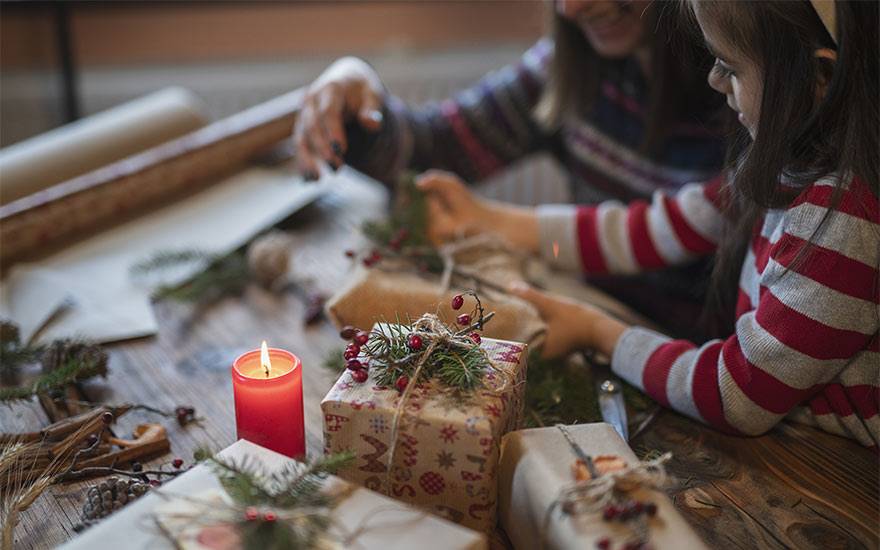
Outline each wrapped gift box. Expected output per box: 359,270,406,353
60,439,487,550
498,423,707,550
321,328,528,532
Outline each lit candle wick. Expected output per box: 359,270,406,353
260,340,272,378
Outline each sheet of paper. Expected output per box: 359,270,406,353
0,166,330,344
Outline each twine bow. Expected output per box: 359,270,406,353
540,425,672,548
383,312,515,495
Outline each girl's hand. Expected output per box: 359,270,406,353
293,57,385,180
508,281,628,359
416,170,539,251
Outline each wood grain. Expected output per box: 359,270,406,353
3,171,877,549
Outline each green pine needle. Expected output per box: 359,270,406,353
0,355,105,402
132,248,250,304
207,450,354,549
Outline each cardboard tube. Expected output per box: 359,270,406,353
0,87,208,205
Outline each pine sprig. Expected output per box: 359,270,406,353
132,248,249,304
356,293,492,391
206,451,355,550
0,355,106,402
361,173,444,272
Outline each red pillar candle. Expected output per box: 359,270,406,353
232,341,305,458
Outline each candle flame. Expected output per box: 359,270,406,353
261,340,271,377
552,241,560,260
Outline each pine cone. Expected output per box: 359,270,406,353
40,340,108,378
247,230,294,290
77,477,150,529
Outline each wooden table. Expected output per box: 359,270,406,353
3,171,877,549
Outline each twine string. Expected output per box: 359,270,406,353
381,313,515,496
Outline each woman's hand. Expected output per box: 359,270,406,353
293,57,385,180
508,281,628,359
416,170,539,251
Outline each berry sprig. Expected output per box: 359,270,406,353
336,291,494,391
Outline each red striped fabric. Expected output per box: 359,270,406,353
662,195,717,254
627,201,667,269
642,340,694,407
755,290,871,360
690,342,740,434
575,207,609,273
771,233,878,303
720,336,819,414
790,177,879,223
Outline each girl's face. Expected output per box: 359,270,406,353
695,11,763,138
556,0,652,58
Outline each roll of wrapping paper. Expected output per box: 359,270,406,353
0,88,304,266
0,87,208,206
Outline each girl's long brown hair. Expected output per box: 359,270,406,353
536,2,721,159
691,0,879,332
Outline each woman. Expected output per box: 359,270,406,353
293,1,726,335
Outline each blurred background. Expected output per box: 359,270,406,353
1,0,569,203
1,1,545,145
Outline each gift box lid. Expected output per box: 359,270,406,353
60,439,487,550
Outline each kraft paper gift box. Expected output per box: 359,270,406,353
61,439,486,550
498,423,707,550
321,326,528,533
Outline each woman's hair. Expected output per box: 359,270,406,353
691,0,879,332
535,3,721,159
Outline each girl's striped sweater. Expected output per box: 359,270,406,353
539,175,880,449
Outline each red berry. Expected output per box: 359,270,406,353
344,249,356,258
644,502,657,517
340,326,358,340
407,334,423,351
395,375,410,393
149,480,162,488
632,501,644,515
343,349,357,361
354,331,369,346
596,538,611,550
469,332,481,344
362,257,376,267
85,434,98,447
346,359,363,371
262,511,277,522
172,458,184,469
451,294,464,310
245,507,259,521
456,313,471,326
602,505,618,521
351,368,369,383
101,412,114,424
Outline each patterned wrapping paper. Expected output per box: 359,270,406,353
321,330,528,533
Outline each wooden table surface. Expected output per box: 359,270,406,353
3,170,878,549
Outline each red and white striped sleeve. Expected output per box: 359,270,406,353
536,176,725,274
609,178,880,445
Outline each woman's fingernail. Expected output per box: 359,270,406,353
367,110,383,124
331,141,343,157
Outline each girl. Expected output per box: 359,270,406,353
418,0,879,448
